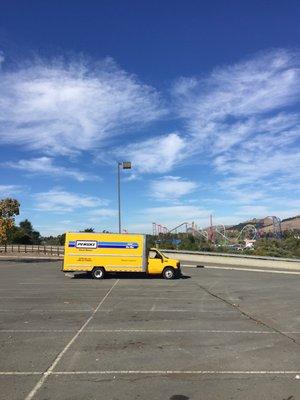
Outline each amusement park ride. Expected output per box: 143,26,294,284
152,215,282,245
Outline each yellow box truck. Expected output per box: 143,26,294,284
63,232,181,279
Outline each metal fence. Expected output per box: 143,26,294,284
0,244,64,256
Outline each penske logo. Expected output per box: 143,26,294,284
75,240,97,249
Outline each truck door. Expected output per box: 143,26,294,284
148,249,164,274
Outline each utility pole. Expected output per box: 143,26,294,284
117,161,131,233
117,162,121,234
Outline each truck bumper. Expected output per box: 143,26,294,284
175,265,182,277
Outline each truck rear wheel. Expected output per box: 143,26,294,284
92,267,105,279
162,267,175,280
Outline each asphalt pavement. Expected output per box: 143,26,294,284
0,260,299,400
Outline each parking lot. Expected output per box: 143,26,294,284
0,260,299,400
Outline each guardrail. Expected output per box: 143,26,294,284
160,249,300,263
0,244,64,256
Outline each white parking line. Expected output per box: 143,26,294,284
0,296,107,299
79,329,300,334
105,296,200,300
119,289,193,292
52,370,300,375
0,372,42,375
0,330,76,333
0,309,95,312
2,308,234,313
1,370,300,376
181,264,202,267
184,265,300,275
0,287,192,293
0,307,274,314
1,329,299,334
24,279,119,400
16,283,117,287
138,309,235,313
0,294,199,302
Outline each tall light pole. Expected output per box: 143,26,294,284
117,161,131,233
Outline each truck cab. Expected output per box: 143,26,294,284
148,248,181,279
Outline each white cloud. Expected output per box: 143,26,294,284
215,150,300,201
144,205,209,222
0,56,164,155
173,49,300,203
236,205,270,217
4,157,99,182
150,176,197,200
269,209,300,220
174,49,300,137
88,209,117,218
234,205,300,222
173,49,300,161
0,185,22,196
34,189,108,213
114,132,187,173
125,222,153,233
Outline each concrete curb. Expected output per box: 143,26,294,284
0,255,62,262
161,249,300,263
162,250,300,271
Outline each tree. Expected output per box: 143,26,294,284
81,228,95,232
41,233,65,246
58,233,66,246
11,218,41,245
19,219,34,235
0,198,20,244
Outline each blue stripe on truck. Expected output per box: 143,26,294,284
98,242,138,249
68,241,138,249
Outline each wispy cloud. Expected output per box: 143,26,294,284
174,49,300,142
0,56,164,155
215,151,300,186
0,184,22,196
114,132,187,173
150,176,197,200
144,205,209,223
235,205,271,217
88,208,117,218
173,49,300,204
34,188,109,213
4,157,99,182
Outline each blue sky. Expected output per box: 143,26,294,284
0,0,300,235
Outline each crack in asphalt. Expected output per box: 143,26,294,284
194,282,299,346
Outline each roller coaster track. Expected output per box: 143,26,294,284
152,216,282,244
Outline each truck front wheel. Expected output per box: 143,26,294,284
162,267,175,280
92,267,105,279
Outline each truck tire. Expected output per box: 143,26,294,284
162,267,175,280
92,267,105,279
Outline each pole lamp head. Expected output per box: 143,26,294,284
122,161,132,169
